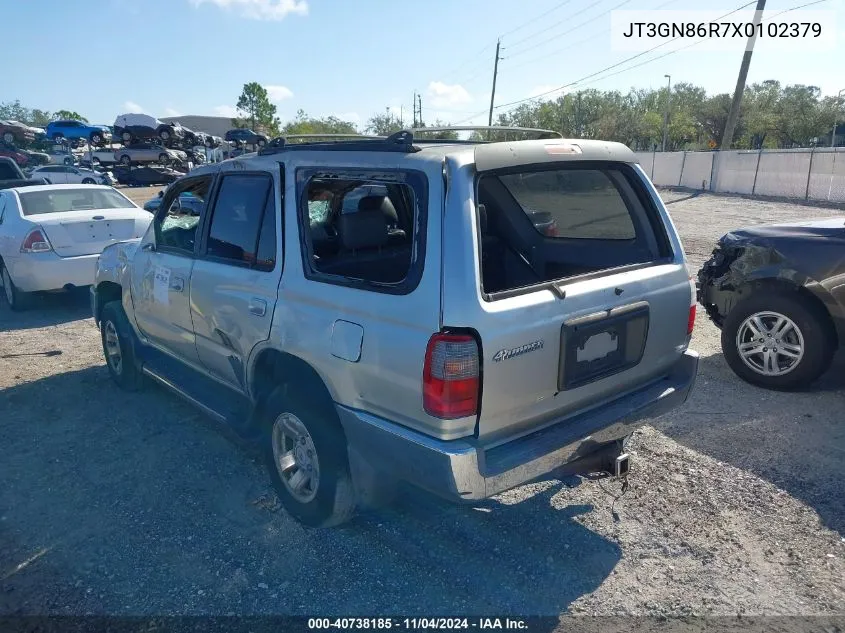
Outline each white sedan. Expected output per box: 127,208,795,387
30,165,111,185
0,185,152,310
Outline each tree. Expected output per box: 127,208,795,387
235,82,280,136
52,110,88,122
282,109,358,135
365,110,404,136
414,119,459,140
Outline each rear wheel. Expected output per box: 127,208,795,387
100,300,143,391
262,386,356,527
721,292,835,390
158,153,170,165
0,261,32,311
82,177,95,184
120,155,131,166
90,132,102,145
2,132,13,144
159,128,171,142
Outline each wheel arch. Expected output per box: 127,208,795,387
249,347,338,407
94,280,122,323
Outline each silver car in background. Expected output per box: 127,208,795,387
114,143,187,167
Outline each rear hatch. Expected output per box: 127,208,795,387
443,142,694,445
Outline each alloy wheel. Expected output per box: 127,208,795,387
736,311,805,376
271,412,321,503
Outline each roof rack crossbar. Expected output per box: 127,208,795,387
410,125,562,138
257,130,418,156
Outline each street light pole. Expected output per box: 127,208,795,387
832,88,845,148
662,74,671,152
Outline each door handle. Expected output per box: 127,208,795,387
248,298,267,316
170,276,185,292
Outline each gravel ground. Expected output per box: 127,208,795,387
0,191,843,618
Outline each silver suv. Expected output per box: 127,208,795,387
91,128,699,527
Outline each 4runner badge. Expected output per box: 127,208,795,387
493,340,544,363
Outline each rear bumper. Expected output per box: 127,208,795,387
6,252,99,292
337,349,699,502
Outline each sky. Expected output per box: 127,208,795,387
4,0,844,130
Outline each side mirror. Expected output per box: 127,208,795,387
158,190,164,198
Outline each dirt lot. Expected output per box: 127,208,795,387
0,191,843,618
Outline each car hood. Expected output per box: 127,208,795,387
721,218,845,245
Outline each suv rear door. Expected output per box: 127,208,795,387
441,145,694,444
189,167,282,388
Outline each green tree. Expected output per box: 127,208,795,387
413,119,459,140
282,109,358,135
0,100,31,122
365,110,404,136
52,110,88,122
235,82,280,136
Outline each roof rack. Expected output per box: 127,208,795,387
410,126,562,140
257,130,418,155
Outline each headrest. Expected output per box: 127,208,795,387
358,195,398,224
339,210,388,250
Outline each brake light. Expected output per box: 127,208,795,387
687,276,696,335
423,333,480,419
20,228,52,253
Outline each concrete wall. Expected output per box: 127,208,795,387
637,147,845,203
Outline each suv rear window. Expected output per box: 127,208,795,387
476,163,668,296
498,169,636,240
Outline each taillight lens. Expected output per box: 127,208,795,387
20,228,52,253
687,276,696,335
423,333,480,419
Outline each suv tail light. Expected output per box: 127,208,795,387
687,276,696,335
20,227,52,253
423,333,480,419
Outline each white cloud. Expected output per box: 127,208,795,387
426,81,472,108
123,101,144,113
214,105,240,118
265,85,293,102
163,107,183,117
188,0,308,21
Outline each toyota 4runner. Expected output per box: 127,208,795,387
91,128,699,527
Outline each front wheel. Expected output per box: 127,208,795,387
158,153,170,165
100,300,144,391
256,138,266,148
721,292,835,390
82,177,95,184
90,132,102,145
1,261,32,311
159,129,171,141
262,386,357,527
120,155,131,166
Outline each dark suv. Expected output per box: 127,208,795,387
225,128,267,147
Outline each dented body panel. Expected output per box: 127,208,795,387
697,218,845,343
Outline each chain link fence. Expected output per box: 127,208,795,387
634,148,845,203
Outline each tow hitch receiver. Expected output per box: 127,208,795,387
614,453,630,478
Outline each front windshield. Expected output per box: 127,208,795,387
19,188,135,215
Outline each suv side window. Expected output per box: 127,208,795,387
204,173,275,270
298,169,427,293
154,176,212,255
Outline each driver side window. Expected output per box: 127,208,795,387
154,176,212,256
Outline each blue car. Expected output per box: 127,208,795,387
143,190,204,213
45,120,112,147
224,128,267,146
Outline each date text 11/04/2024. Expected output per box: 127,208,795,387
308,618,529,630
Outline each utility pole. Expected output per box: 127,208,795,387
487,38,502,130
832,88,844,148
662,74,671,152
412,92,417,127
721,0,766,150
418,93,422,127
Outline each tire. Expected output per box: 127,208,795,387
158,153,170,165
52,133,64,144
63,156,72,165
90,132,102,146
1,261,32,311
120,154,131,166
159,128,171,141
82,178,95,184
122,132,132,143
261,385,357,527
100,300,144,391
256,138,266,148
721,291,835,390
2,132,13,144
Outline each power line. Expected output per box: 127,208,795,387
503,0,681,72
493,0,759,111
504,0,607,50
506,0,633,60
499,0,577,38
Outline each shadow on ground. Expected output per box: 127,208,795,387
0,366,620,619
656,349,845,535
0,289,91,331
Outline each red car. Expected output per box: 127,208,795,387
0,142,28,167
0,120,36,145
